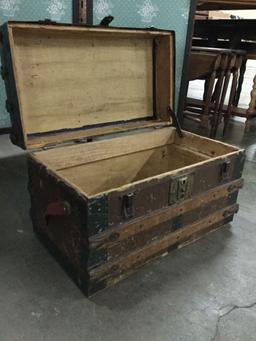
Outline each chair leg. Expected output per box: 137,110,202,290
223,56,242,136
223,71,238,136
234,57,247,107
210,54,231,139
201,76,214,128
210,72,225,138
217,55,236,136
218,63,232,125
201,55,222,130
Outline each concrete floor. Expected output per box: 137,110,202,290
0,120,256,341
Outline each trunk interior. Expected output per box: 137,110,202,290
34,127,239,197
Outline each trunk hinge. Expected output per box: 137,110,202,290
167,106,183,138
32,137,94,153
38,19,57,25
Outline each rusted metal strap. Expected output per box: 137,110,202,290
90,203,238,282
90,178,243,245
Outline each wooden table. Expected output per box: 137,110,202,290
193,19,256,121
194,19,256,46
197,1,256,11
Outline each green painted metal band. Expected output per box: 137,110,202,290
87,195,108,236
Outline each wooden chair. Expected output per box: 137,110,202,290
184,50,222,128
185,47,246,138
211,50,246,136
210,52,236,137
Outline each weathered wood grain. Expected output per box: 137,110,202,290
88,194,239,268
27,121,171,149
8,23,172,36
59,144,208,196
89,179,243,248
156,35,174,120
35,128,239,172
5,23,174,149
89,204,238,286
34,128,176,170
13,30,154,133
2,22,245,298
175,129,237,157
33,128,241,198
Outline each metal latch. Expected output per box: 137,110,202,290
220,160,231,182
122,192,135,220
169,174,194,205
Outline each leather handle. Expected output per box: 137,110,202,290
45,201,71,218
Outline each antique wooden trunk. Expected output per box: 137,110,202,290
0,22,245,296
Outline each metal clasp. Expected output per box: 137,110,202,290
169,174,194,205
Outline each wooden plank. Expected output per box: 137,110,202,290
8,23,172,36
197,1,256,10
34,128,176,170
175,130,238,157
27,121,171,149
11,28,154,134
35,127,238,171
7,26,28,147
59,144,209,196
89,204,238,283
36,130,241,198
88,195,236,267
106,150,245,227
156,35,174,119
6,23,174,149
90,178,243,247
87,181,242,267
59,150,242,199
